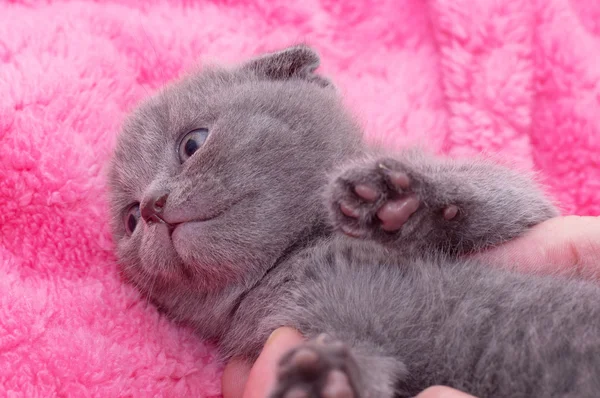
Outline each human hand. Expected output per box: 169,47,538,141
222,327,304,398
222,216,600,398
477,215,600,279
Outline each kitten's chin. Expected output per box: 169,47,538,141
135,223,192,283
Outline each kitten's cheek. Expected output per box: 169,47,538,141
171,222,231,271
170,222,201,257
170,220,246,289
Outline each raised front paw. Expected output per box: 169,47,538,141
270,335,362,398
329,158,459,239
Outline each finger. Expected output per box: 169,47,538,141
478,216,600,280
222,358,253,398
243,327,304,398
416,386,477,398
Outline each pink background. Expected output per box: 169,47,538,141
1,0,599,396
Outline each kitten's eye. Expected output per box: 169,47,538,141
124,204,141,236
178,128,209,163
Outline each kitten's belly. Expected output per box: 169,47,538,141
279,249,600,395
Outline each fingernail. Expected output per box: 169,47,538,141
265,328,284,347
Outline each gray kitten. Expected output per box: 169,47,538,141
107,45,600,398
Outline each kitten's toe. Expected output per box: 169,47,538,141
443,204,459,220
322,370,354,398
353,184,380,202
379,166,411,190
287,348,320,371
285,388,310,398
339,201,361,219
377,195,420,232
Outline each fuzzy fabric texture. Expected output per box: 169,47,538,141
1,0,599,396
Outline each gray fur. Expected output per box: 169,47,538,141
107,45,600,397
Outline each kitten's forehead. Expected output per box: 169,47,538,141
126,68,233,140
111,68,235,173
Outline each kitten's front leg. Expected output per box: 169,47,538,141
327,150,558,255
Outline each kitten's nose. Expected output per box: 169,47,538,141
141,192,169,224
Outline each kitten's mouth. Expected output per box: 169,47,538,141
144,214,181,235
148,205,226,236
148,194,252,236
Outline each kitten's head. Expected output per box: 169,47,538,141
107,45,362,294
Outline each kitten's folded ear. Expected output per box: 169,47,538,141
242,45,332,88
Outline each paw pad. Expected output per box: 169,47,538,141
270,335,360,398
330,159,460,239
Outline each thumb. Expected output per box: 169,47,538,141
416,386,477,397
243,327,304,398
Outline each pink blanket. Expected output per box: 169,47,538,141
1,0,599,396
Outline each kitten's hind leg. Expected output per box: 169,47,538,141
327,149,558,255
269,334,402,398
